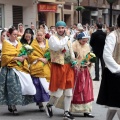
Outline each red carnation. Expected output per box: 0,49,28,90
45,33,50,39
62,47,66,53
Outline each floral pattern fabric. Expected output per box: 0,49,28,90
0,67,34,105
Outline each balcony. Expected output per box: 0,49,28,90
39,0,56,2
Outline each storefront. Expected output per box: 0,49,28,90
37,3,57,27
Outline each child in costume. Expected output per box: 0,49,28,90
71,32,94,118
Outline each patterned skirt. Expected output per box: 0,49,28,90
0,67,34,105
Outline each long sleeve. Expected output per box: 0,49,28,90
90,33,95,47
48,35,69,51
103,32,120,73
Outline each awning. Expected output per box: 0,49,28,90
38,4,57,12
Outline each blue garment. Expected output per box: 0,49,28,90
32,77,50,103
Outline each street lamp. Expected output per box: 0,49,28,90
106,0,117,27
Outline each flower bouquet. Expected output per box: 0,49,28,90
81,52,96,66
42,50,51,66
17,36,22,41
17,44,34,66
44,50,51,61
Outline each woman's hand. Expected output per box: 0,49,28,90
17,56,25,62
22,55,28,59
85,61,91,66
38,58,48,64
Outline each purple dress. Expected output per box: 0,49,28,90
32,77,50,103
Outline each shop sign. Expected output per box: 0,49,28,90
38,4,57,12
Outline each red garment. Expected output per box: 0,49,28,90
72,68,94,104
49,63,74,92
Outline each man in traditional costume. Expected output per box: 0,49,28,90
97,14,120,120
45,21,75,120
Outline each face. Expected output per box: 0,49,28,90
19,25,23,30
36,31,45,42
31,25,35,30
1,32,6,41
39,25,44,30
9,30,18,40
24,33,32,41
73,25,77,29
56,26,65,36
79,38,88,45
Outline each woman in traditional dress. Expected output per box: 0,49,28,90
0,29,6,67
71,32,94,117
0,27,36,115
20,28,34,45
28,30,50,111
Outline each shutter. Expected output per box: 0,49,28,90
13,6,23,29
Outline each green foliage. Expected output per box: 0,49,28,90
44,50,51,60
106,0,117,4
76,6,85,12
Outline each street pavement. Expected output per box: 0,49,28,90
0,65,119,120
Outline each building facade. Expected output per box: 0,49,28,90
36,0,77,28
80,0,120,26
0,0,120,29
0,0,37,29
37,0,66,28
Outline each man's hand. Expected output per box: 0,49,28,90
65,29,70,36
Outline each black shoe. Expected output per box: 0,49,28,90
39,105,45,112
45,103,53,117
63,111,75,120
84,113,94,118
93,78,99,81
8,105,13,112
12,105,18,115
12,109,19,115
37,102,45,112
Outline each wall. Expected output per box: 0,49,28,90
0,0,36,28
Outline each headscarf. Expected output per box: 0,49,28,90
56,21,66,27
77,32,90,40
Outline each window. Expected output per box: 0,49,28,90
13,6,23,29
0,4,4,28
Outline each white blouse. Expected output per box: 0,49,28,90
48,35,69,51
103,31,120,73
